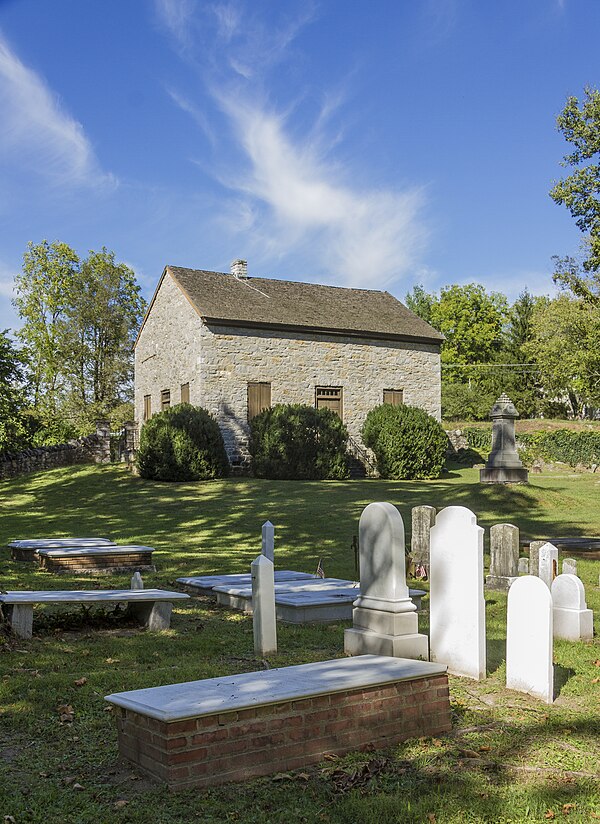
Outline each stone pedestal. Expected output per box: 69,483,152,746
480,394,528,484
344,502,428,661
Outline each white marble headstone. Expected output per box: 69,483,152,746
251,555,277,656
506,575,553,704
261,521,275,564
538,542,559,589
429,506,486,680
551,573,593,641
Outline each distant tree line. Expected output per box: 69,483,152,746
0,240,146,453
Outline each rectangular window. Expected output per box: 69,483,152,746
315,386,343,419
383,389,404,406
161,389,171,410
143,394,152,421
248,382,272,421
180,382,190,404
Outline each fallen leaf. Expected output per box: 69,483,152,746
113,800,128,810
479,746,492,752
4,816,16,823
272,773,294,781
427,815,437,823
593,660,600,667
72,783,84,791
104,658,120,664
545,811,555,820
296,772,310,781
73,677,87,687
561,803,576,815
322,753,338,761
57,704,74,724
458,749,481,759
592,678,600,684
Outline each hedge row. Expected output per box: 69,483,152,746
460,426,600,468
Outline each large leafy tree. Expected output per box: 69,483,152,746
550,87,600,273
0,330,29,452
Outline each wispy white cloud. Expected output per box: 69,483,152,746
0,31,116,190
159,1,429,288
154,0,196,51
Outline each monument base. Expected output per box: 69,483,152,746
480,467,529,484
485,575,518,591
344,627,429,660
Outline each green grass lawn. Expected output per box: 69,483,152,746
0,464,599,823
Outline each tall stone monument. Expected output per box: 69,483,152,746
480,393,528,484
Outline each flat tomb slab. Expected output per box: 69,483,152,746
0,589,188,605
213,578,426,623
105,655,451,790
37,546,155,557
9,538,113,548
176,570,316,596
36,546,156,574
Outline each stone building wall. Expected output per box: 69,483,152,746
135,271,442,468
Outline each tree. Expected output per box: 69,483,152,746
13,240,79,409
551,242,600,306
550,86,600,273
404,284,437,324
0,330,29,452
64,248,146,426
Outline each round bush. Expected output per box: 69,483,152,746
137,403,229,481
250,404,350,480
362,404,448,480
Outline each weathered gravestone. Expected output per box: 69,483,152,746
251,555,277,656
130,572,144,590
562,558,577,577
538,542,559,589
261,521,275,564
485,523,519,590
479,394,528,484
517,557,529,575
429,506,486,680
551,574,594,641
506,575,553,703
344,503,428,660
528,540,547,577
411,505,436,572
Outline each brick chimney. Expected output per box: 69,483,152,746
230,259,248,278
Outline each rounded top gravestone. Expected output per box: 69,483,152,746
551,573,587,611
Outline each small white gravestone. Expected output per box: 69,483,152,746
517,557,529,575
344,502,428,660
551,574,594,641
485,523,519,590
130,572,144,590
506,575,553,703
562,558,577,577
429,506,486,680
411,505,436,570
251,555,277,656
538,542,559,589
261,521,275,564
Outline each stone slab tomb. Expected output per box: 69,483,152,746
344,502,428,660
551,574,594,641
429,506,486,680
105,655,451,791
176,571,316,596
36,545,156,574
485,523,519,590
506,576,553,703
9,538,114,562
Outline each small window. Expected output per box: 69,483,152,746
248,382,271,421
180,382,190,404
315,386,343,419
143,394,152,421
161,389,171,410
383,389,403,406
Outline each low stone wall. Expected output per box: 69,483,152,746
0,434,101,481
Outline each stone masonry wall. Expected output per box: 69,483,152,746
0,434,101,480
135,271,442,467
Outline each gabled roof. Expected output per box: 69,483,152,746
137,266,444,346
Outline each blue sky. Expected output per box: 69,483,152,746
0,0,598,330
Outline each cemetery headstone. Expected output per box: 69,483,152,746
411,505,436,572
538,542,559,589
261,521,275,564
130,572,144,590
479,394,528,484
344,502,428,660
551,574,594,641
528,540,546,577
251,555,277,656
518,557,529,575
429,506,486,680
562,558,577,577
485,523,519,590
506,575,553,703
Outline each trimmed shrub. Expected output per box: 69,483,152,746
362,404,447,480
250,404,350,480
137,403,229,481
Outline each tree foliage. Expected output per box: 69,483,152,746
550,86,600,273
0,330,30,453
